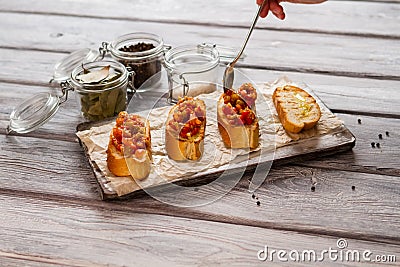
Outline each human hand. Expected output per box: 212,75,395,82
257,0,327,20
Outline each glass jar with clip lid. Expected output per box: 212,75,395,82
7,49,134,134
164,43,245,104
99,32,171,92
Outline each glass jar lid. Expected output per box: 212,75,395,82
7,92,60,134
7,48,102,134
52,48,99,82
108,32,165,61
210,44,247,63
164,44,220,74
69,60,129,93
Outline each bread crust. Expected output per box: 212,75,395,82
217,96,259,149
272,85,321,134
165,98,206,161
106,114,151,180
106,138,130,176
165,129,204,161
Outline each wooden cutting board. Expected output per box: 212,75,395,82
76,91,355,200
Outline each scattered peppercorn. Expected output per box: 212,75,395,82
371,142,375,148
252,194,255,199
352,185,355,190
311,186,315,192
376,143,380,148
378,134,383,139
386,131,390,137
357,119,361,124
256,201,261,206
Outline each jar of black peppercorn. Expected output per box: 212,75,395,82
100,32,170,92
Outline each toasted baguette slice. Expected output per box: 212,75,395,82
165,97,206,161
217,95,259,149
273,85,321,134
107,137,130,176
107,112,152,180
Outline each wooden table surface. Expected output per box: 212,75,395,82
1,0,399,266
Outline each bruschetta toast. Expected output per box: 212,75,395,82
165,96,206,161
107,111,152,179
217,83,259,149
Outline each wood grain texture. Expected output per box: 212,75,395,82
106,166,400,244
1,79,399,176
0,13,399,80
241,69,400,118
1,63,400,120
0,135,99,197
0,82,86,142
298,113,400,174
1,133,400,243
0,252,97,267
0,0,399,38
0,194,399,267
0,0,399,265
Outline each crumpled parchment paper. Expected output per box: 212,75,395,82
76,77,343,196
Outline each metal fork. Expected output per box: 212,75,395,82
222,0,268,92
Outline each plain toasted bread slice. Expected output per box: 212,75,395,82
273,85,321,134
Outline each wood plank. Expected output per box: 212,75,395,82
0,0,399,38
1,81,399,175
298,113,400,174
0,83,86,142
1,134,400,242
0,2,398,264
0,135,99,198
0,194,399,266
0,253,94,267
0,13,399,79
241,69,400,118
1,69,399,145
0,257,67,267
108,167,400,244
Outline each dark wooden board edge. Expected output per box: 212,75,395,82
77,122,356,200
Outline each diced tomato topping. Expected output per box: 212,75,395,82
225,89,233,96
170,97,205,140
192,127,199,136
180,126,190,138
221,86,256,126
240,110,250,120
113,128,122,143
112,112,148,155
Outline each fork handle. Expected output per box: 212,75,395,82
230,0,268,67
